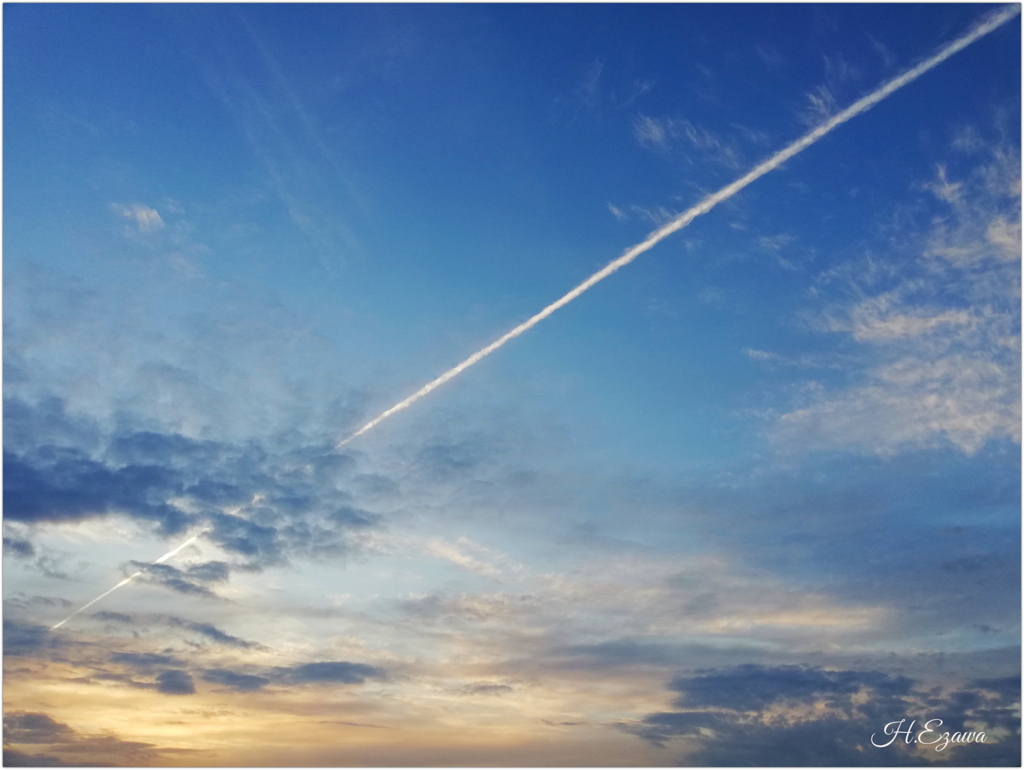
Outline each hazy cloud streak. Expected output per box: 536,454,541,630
337,4,1019,448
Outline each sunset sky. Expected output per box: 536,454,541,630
3,4,1020,766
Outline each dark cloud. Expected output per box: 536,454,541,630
668,664,913,712
3,713,77,744
4,595,73,612
3,619,61,658
124,562,219,598
624,664,1021,766
185,560,231,583
164,616,260,649
155,669,195,695
456,683,513,696
3,397,102,458
971,675,1020,701
275,661,387,685
3,449,193,535
32,554,73,581
206,512,284,565
2,709,199,766
188,661,387,692
3,537,35,557
87,611,263,649
109,652,186,669
2,397,386,570
3,748,96,767
91,611,133,624
201,668,271,692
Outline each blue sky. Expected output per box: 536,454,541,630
3,4,1020,766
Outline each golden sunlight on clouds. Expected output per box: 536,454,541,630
4,657,677,767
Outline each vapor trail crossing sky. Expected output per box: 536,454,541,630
50,530,208,630
336,3,1020,448
48,1,1018,637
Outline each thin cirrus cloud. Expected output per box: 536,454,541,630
767,143,1021,455
111,203,164,233
633,114,745,169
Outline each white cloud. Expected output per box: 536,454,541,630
799,85,839,128
633,114,669,151
757,234,794,252
111,203,164,233
422,537,502,578
632,115,743,169
775,354,1019,455
766,141,1021,455
628,204,677,227
606,203,626,221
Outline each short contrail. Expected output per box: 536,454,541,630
337,5,1019,448
50,530,209,631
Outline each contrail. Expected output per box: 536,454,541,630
337,5,1019,448
50,529,209,631
50,6,1020,631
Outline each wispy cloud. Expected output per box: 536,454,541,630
633,114,744,169
188,18,367,277
767,140,1021,455
111,203,164,234
799,84,840,128
422,537,502,578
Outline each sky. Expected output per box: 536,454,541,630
2,3,1021,767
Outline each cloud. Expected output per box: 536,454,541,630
94,611,263,649
668,664,912,712
3,748,93,767
2,711,199,766
276,661,387,685
421,538,502,578
192,31,366,276
765,140,1021,455
109,651,187,669
623,665,1021,765
398,591,537,624
91,611,133,624
4,537,35,557
3,396,385,569
197,660,387,691
3,713,76,745
3,619,63,657
111,203,164,233
633,114,669,151
155,669,196,695
164,615,262,649
454,682,513,696
201,668,271,692
632,114,743,168
3,447,194,535
800,85,841,128
120,560,231,598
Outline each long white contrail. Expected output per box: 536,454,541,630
49,7,1020,631
50,530,209,631
337,5,1019,448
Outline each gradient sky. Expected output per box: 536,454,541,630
3,3,1021,767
